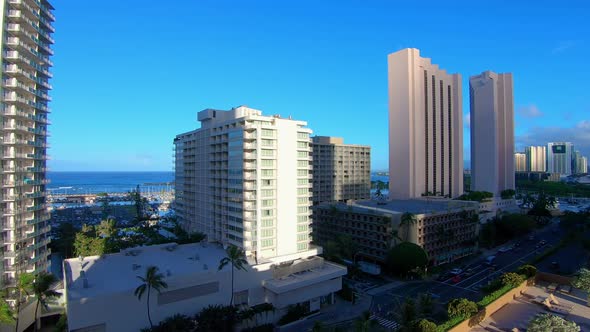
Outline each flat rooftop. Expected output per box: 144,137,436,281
318,199,477,215
64,242,228,300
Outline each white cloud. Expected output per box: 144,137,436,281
517,105,543,118
516,120,590,157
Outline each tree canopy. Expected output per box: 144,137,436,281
527,313,580,332
386,242,428,275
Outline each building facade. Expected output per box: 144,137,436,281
313,199,478,266
525,146,546,172
547,142,574,175
470,71,515,196
311,136,371,205
388,48,463,199
0,0,54,289
573,151,588,175
514,153,526,172
174,106,314,262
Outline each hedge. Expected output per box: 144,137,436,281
477,284,513,307
436,316,465,332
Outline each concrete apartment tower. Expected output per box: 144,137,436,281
573,150,588,174
388,48,463,199
525,146,547,172
469,71,515,196
547,142,574,175
514,152,526,172
174,106,314,261
311,136,371,205
0,0,54,288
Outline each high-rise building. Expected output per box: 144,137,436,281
0,0,54,288
573,151,588,174
174,106,314,261
311,136,371,205
388,48,463,199
547,142,574,175
514,153,527,172
469,71,515,196
525,146,547,172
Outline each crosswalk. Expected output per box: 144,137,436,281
370,314,400,331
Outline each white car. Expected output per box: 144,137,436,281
450,268,463,275
498,247,511,253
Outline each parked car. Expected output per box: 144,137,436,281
450,268,463,275
451,275,461,284
498,247,511,253
463,268,474,277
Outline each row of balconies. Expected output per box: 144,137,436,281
7,0,55,40
1,178,49,186
3,63,52,91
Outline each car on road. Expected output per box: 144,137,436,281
498,246,511,253
485,255,496,266
449,268,463,275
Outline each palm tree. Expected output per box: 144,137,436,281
400,213,417,241
32,272,59,332
14,272,34,332
218,245,248,306
134,266,168,328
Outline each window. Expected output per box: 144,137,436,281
297,132,309,139
261,219,274,227
297,215,308,222
261,169,274,177
297,160,308,167
261,139,275,147
297,179,308,185
297,243,308,250
261,229,274,237
262,199,274,207
261,129,275,137
261,179,274,187
262,209,274,217
297,169,308,176
297,224,308,232
262,239,274,248
297,188,309,195
261,189,274,197
297,206,308,213
297,151,308,158
297,141,308,148
297,197,308,204
297,233,308,241
261,159,275,167
261,149,274,157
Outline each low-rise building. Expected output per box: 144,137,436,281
313,199,479,266
63,242,346,332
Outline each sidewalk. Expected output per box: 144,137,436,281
278,294,372,332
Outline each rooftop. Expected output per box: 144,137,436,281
64,242,228,300
472,282,590,331
351,198,477,215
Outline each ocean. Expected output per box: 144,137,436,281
47,171,174,194
47,171,388,195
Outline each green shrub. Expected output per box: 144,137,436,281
447,298,478,319
415,319,437,332
436,316,466,332
500,272,525,288
477,284,513,307
517,265,537,278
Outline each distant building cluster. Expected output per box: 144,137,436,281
515,143,587,177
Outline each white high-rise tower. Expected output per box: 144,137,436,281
388,48,463,199
470,71,515,196
174,106,314,261
0,0,54,288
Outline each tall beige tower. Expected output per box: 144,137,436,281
525,146,547,172
388,48,463,199
470,71,515,196
0,0,54,288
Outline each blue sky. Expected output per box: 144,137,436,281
48,0,590,171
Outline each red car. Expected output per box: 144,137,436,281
452,275,461,284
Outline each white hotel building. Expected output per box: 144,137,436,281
64,106,346,331
388,48,463,199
